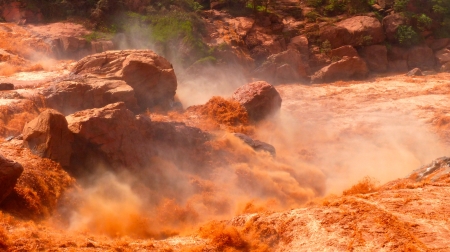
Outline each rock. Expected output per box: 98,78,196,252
429,38,450,51
441,62,450,72
232,81,282,121
0,154,23,204
1,1,42,23
435,47,450,65
287,35,309,60
60,36,87,57
72,50,178,111
405,68,423,76
254,49,309,83
330,45,358,59
382,14,407,42
388,60,408,73
91,41,114,54
40,77,138,115
388,46,408,61
0,83,14,91
66,102,142,172
311,56,369,83
409,157,450,182
407,46,435,70
66,102,210,174
233,133,276,156
22,109,73,167
320,16,385,48
359,45,388,72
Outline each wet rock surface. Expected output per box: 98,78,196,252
22,109,73,167
232,81,282,121
311,56,369,83
0,154,23,204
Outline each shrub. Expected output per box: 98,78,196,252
396,25,419,47
416,13,432,30
305,11,320,22
320,40,332,54
393,0,410,12
343,176,379,195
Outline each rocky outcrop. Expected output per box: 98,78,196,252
254,49,309,83
0,154,23,204
233,133,276,156
382,14,407,42
22,109,73,167
311,56,369,83
359,45,388,72
320,16,385,48
40,77,138,115
407,46,435,70
72,50,178,111
232,81,282,121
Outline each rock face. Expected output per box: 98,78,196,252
359,45,388,72
382,14,407,42
72,50,178,111
254,49,309,83
320,16,385,48
66,102,210,174
407,46,435,70
233,133,276,156
0,154,23,204
311,56,369,83
232,81,282,121
22,109,73,167
40,77,138,115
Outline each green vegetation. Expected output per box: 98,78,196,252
396,25,419,47
307,0,374,16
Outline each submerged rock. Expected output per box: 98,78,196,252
0,154,23,204
233,133,276,156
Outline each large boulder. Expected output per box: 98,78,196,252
72,50,178,111
407,46,435,70
382,14,407,42
232,81,282,121
435,47,450,66
66,102,210,174
0,154,23,204
320,16,385,48
253,49,309,83
22,109,73,167
429,38,450,51
40,77,138,115
359,45,388,72
311,56,369,83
